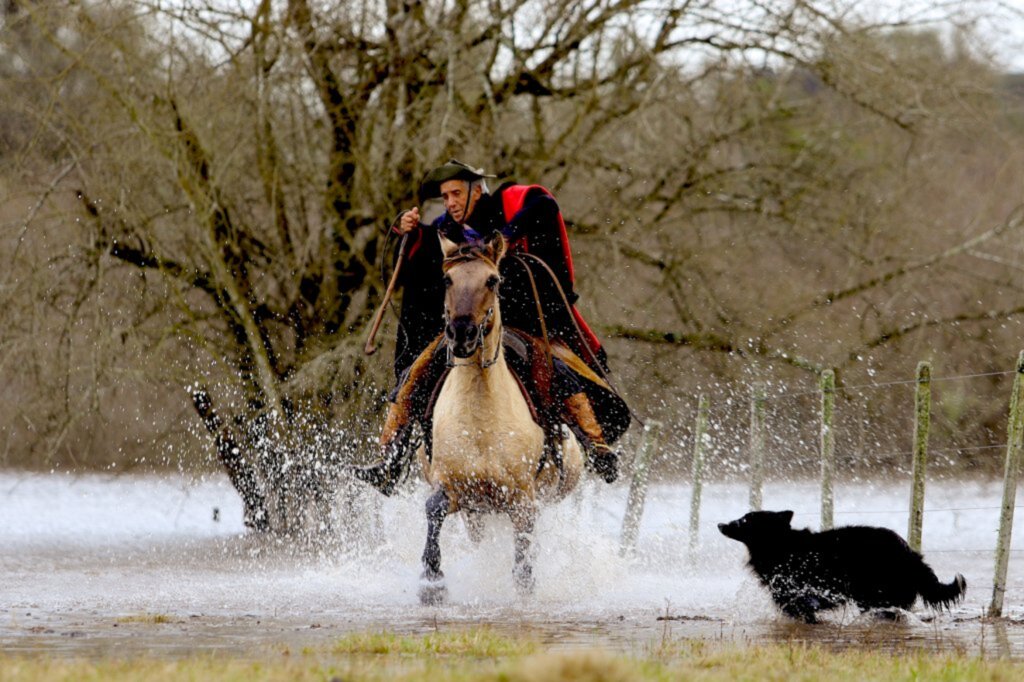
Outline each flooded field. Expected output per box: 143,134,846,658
2,471,1023,659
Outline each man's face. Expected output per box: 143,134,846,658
440,179,482,224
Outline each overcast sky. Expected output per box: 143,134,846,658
869,0,1024,72
152,0,1024,72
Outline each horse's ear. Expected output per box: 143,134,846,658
484,232,507,263
439,234,460,259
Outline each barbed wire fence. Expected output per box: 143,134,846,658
619,351,1024,618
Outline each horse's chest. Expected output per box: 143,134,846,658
430,370,543,474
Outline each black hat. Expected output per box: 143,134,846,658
418,159,495,202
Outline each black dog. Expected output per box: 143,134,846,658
718,510,966,623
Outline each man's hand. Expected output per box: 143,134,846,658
394,207,420,234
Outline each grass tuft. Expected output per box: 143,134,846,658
333,627,537,657
114,613,173,624
506,651,638,682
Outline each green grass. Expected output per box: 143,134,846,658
332,626,538,656
114,613,173,624
3,631,1024,681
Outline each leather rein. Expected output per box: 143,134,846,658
509,251,644,428
441,243,642,428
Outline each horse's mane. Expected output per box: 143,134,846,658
441,240,501,271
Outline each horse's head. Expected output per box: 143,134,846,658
440,232,506,359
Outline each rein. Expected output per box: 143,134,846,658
510,254,554,374
440,243,643,428
510,251,644,427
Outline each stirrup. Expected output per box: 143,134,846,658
351,460,402,496
589,443,619,484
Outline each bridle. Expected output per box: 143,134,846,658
442,303,501,366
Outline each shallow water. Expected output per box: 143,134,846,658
2,471,1023,659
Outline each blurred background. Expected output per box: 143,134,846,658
2,0,1024,531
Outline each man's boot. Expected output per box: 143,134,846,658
351,404,415,496
351,336,447,496
563,392,619,483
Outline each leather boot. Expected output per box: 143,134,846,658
563,392,619,483
351,405,415,496
351,336,446,496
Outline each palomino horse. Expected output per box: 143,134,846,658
416,233,584,605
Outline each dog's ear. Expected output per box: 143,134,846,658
778,510,794,526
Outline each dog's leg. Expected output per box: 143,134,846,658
871,608,904,622
781,595,821,624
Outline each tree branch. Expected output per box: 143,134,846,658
604,324,822,372
762,205,1024,340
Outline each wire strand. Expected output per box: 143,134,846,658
791,505,1022,516
722,369,1017,405
835,443,1008,462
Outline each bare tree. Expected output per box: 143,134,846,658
2,0,1022,531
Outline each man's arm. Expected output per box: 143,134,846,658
394,207,420,235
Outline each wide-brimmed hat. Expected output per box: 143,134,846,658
418,159,495,202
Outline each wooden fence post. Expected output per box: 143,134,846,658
689,395,710,552
989,351,1024,618
820,370,836,531
619,420,663,557
907,361,931,553
749,383,767,511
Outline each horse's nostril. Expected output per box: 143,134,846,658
465,325,478,341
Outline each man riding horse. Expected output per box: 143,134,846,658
354,160,630,495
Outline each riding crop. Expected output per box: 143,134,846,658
364,232,409,355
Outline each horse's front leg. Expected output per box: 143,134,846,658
510,502,537,596
419,488,451,606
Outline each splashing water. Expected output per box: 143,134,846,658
1,471,1022,657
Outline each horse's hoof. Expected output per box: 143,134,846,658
418,580,448,606
590,447,619,483
419,570,448,606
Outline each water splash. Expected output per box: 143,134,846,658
1,472,1021,657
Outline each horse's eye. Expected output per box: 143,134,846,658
443,275,453,289
486,275,500,290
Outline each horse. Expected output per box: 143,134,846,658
415,232,584,605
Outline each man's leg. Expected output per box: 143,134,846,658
502,330,620,484
352,336,446,495
550,358,619,484
563,390,619,483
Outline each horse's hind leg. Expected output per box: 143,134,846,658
419,489,451,606
510,503,537,596
464,511,485,544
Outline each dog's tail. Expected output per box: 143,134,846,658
918,567,966,610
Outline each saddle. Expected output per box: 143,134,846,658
403,328,629,473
